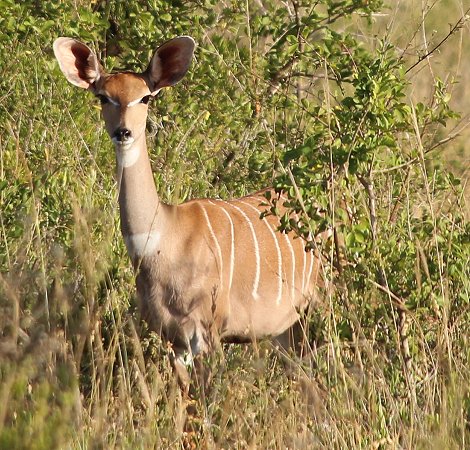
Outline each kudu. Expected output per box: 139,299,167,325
53,36,323,389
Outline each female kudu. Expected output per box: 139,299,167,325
53,36,323,390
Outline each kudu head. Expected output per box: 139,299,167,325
53,36,195,163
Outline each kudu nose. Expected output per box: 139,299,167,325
114,127,132,142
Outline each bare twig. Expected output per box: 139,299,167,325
425,115,470,153
389,167,411,225
405,7,470,74
266,57,298,96
368,279,408,312
357,174,377,245
292,0,303,102
373,158,418,174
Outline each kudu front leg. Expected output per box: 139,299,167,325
170,349,192,396
171,334,216,437
171,327,216,400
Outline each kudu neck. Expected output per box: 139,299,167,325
116,135,163,237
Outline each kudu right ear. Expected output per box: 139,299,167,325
53,37,103,90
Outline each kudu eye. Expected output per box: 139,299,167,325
96,94,109,105
140,95,151,105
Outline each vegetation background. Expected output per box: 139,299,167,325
0,0,469,448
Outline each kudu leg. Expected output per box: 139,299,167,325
172,323,216,396
171,350,192,395
274,321,326,418
172,344,215,441
274,320,309,359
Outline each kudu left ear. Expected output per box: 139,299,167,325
144,36,195,95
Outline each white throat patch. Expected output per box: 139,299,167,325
124,231,161,259
115,141,140,167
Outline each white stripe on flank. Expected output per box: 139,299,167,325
224,201,261,301
238,200,282,305
208,200,234,290
306,248,314,292
201,204,223,290
283,233,296,301
288,210,308,296
290,212,307,295
300,237,306,294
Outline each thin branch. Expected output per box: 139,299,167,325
425,115,470,153
292,0,303,102
372,158,419,174
357,174,377,245
266,57,298,95
368,279,408,312
405,7,470,74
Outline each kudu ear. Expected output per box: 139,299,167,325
144,36,195,95
53,37,103,90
